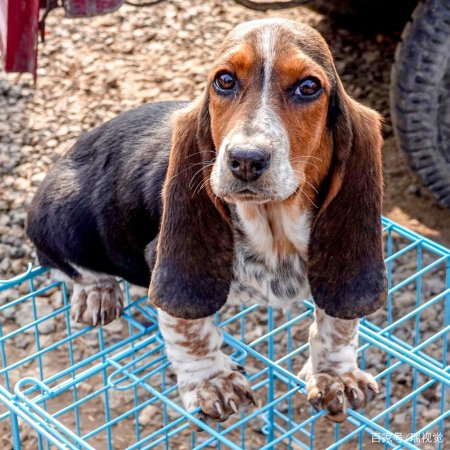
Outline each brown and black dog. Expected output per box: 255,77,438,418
27,19,386,424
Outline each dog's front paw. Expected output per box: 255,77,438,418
71,280,123,326
180,368,255,428
303,369,378,422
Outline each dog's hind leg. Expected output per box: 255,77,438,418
70,267,123,327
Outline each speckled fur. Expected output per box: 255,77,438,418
228,204,311,309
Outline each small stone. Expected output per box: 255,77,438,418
334,60,346,74
50,290,63,308
16,301,56,334
84,332,100,348
422,408,440,421
46,138,59,148
31,172,46,184
15,335,32,349
78,382,94,393
101,388,134,411
105,77,119,89
1,305,17,320
11,259,25,273
120,42,135,54
129,285,147,300
69,319,86,331
420,307,436,322
416,394,431,406
394,291,415,309
0,289,19,306
38,318,56,334
424,278,444,296
393,412,408,425
421,387,439,403
104,318,124,334
364,51,379,64
138,404,160,427
18,282,30,295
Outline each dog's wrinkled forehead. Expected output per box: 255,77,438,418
217,19,337,85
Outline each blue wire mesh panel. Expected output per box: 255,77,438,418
0,217,448,449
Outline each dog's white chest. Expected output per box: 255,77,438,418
227,203,312,308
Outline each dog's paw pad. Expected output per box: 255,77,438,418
304,370,378,422
180,370,255,429
71,281,123,326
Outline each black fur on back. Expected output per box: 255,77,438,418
26,101,187,287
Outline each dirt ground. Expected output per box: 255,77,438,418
0,0,449,283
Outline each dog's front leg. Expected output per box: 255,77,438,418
299,308,378,422
157,310,255,425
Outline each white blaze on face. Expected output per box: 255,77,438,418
211,24,298,201
259,25,276,114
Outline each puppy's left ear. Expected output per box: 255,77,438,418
308,85,387,319
149,97,234,320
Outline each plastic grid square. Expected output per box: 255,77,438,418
0,217,448,449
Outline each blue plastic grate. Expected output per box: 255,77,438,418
0,217,448,449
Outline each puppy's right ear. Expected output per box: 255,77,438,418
149,98,234,320
307,84,386,320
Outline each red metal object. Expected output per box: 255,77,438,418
0,0,40,76
0,0,124,77
64,0,124,17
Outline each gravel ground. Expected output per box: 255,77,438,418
0,0,449,448
0,0,450,282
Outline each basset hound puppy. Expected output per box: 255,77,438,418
26,18,387,424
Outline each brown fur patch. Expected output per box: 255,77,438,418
171,318,217,357
153,18,385,321
149,99,235,320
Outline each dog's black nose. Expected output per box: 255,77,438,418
228,149,270,182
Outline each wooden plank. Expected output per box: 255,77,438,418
0,0,40,75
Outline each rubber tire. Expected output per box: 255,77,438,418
390,0,450,208
309,0,417,33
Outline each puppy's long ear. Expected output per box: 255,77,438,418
149,98,234,320
307,84,387,319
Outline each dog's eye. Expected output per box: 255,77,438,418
214,72,237,92
294,78,322,98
